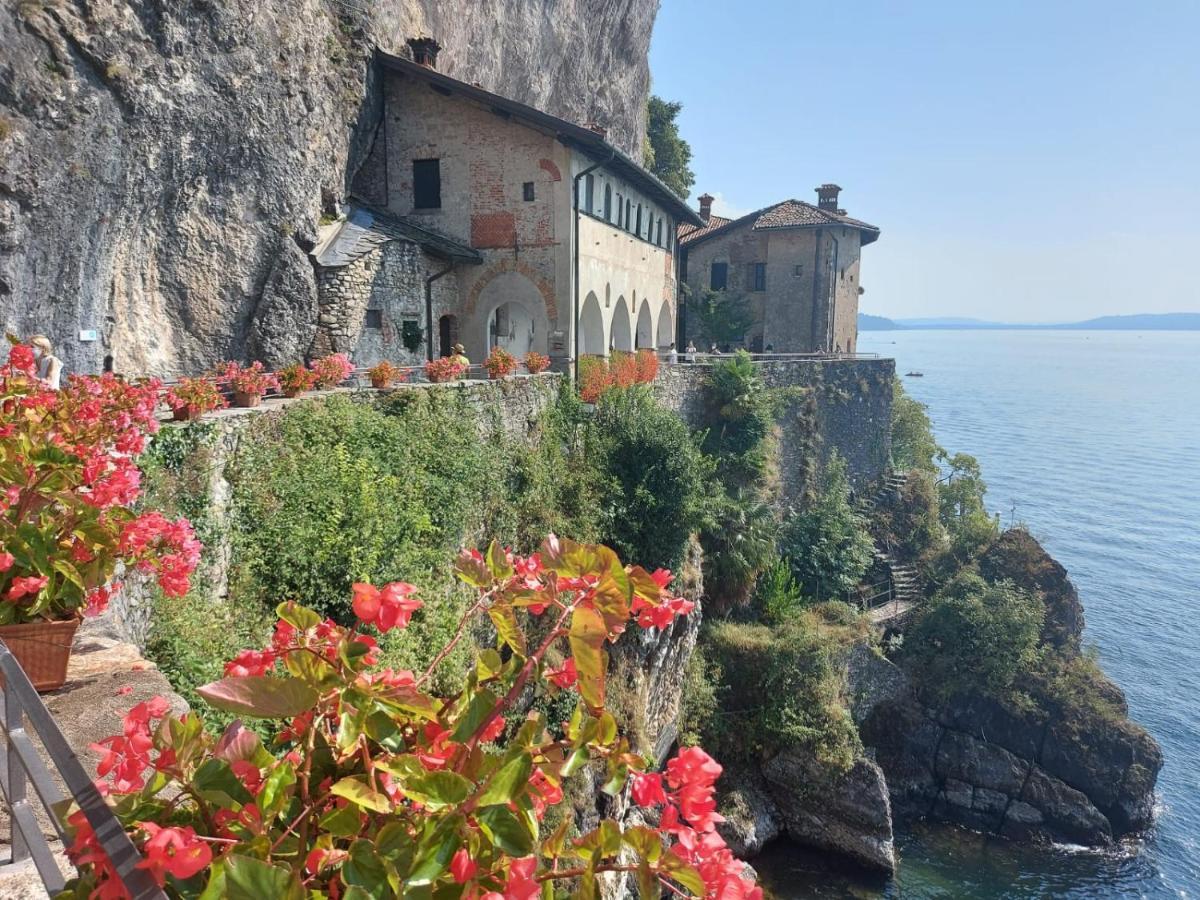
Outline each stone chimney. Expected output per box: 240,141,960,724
407,37,441,69
698,193,714,224
816,183,844,214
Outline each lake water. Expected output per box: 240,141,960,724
758,330,1200,899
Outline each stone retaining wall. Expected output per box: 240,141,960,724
652,357,895,502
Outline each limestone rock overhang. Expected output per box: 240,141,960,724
375,50,703,228
312,202,483,269
678,199,881,248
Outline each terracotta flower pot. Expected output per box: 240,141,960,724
233,391,262,408
172,405,195,422
0,618,80,692
370,376,392,390
283,386,305,399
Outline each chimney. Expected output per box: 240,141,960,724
584,122,608,140
816,183,843,213
407,37,441,69
698,192,714,224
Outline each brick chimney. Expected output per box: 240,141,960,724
698,193,714,224
816,183,844,214
407,37,441,69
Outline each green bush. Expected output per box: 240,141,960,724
700,617,861,771
779,455,874,600
589,386,712,571
700,492,779,613
753,559,805,625
700,351,774,489
871,469,946,566
891,378,940,472
903,573,1044,703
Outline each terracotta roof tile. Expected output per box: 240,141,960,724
677,199,879,247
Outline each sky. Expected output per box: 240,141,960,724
648,0,1200,322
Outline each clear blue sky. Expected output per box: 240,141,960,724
649,0,1200,322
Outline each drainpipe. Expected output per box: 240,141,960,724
425,263,454,362
572,149,615,381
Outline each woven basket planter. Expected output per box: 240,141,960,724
0,618,80,692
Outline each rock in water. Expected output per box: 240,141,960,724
762,750,897,874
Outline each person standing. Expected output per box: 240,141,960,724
29,335,62,389
667,342,679,365
685,341,697,363
451,343,471,367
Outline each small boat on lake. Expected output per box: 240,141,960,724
905,371,924,377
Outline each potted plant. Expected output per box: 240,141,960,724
312,352,354,390
483,346,518,379
0,340,201,690
368,360,405,389
277,362,317,399
424,356,467,383
524,350,551,374
164,377,226,421
219,361,280,408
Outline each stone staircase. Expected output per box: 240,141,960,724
856,472,922,627
855,471,909,517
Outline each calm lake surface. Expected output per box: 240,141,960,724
758,330,1200,899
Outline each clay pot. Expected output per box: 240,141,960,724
370,376,392,390
0,618,80,692
233,391,262,408
283,387,305,399
171,405,195,421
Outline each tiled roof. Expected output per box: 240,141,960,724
376,52,703,227
313,203,482,268
677,199,879,247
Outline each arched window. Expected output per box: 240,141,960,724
625,199,632,231
656,219,663,246
604,184,613,221
647,212,654,243
583,174,595,214
635,204,642,238
616,194,623,228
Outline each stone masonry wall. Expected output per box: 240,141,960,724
652,357,895,502
108,374,563,648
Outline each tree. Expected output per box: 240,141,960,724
937,451,999,562
904,573,1044,703
646,96,695,198
890,377,941,472
690,287,753,348
779,455,874,600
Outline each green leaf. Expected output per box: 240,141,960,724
486,539,514,579
258,761,296,821
318,803,362,837
403,770,472,810
488,604,526,656
659,854,706,896
192,758,253,806
276,601,321,630
405,815,464,887
196,676,319,719
476,649,504,680
569,606,608,709
561,746,590,777
223,855,303,900
476,751,532,807
477,805,533,857
330,776,392,814
450,688,498,742
343,840,389,900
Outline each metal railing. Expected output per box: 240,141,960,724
0,642,165,898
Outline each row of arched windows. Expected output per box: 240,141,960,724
582,171,674,252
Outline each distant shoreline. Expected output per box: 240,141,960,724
859,313,1200,332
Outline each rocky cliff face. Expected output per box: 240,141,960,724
0,0,656,377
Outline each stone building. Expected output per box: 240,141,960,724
311,40,701,368
677,186,880,354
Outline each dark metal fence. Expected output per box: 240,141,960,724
0,641,165,897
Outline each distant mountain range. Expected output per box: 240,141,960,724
858,313,1200,331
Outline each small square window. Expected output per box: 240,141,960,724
365,308,383,329
793,265,804,277
523,182,535,202
412,159,441,209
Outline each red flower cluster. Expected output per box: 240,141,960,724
117,512,202,598
218,360,280,399
89,696,171,794
351,581,424,633
311,352,354,389
135,823,212,884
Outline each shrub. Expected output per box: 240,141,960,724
578,355,612,403
523,350,551,374
870,469,946,566
779,455,874,600
165,377,226,418
610,350,639,388
903,572,1044,704
699,351,774,490
312,352,354,388
635,347,659,382
891,377,941,472
754,559,805,625
590,387,712,570
701,617,861,770
62,539,760,900
700,492,778,613
425,356,467,383
0,342,199,622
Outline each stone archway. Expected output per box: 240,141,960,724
657,300,674,350
580,292,605,356
611,296,632,352
473,271,550,362
636,299,653,350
